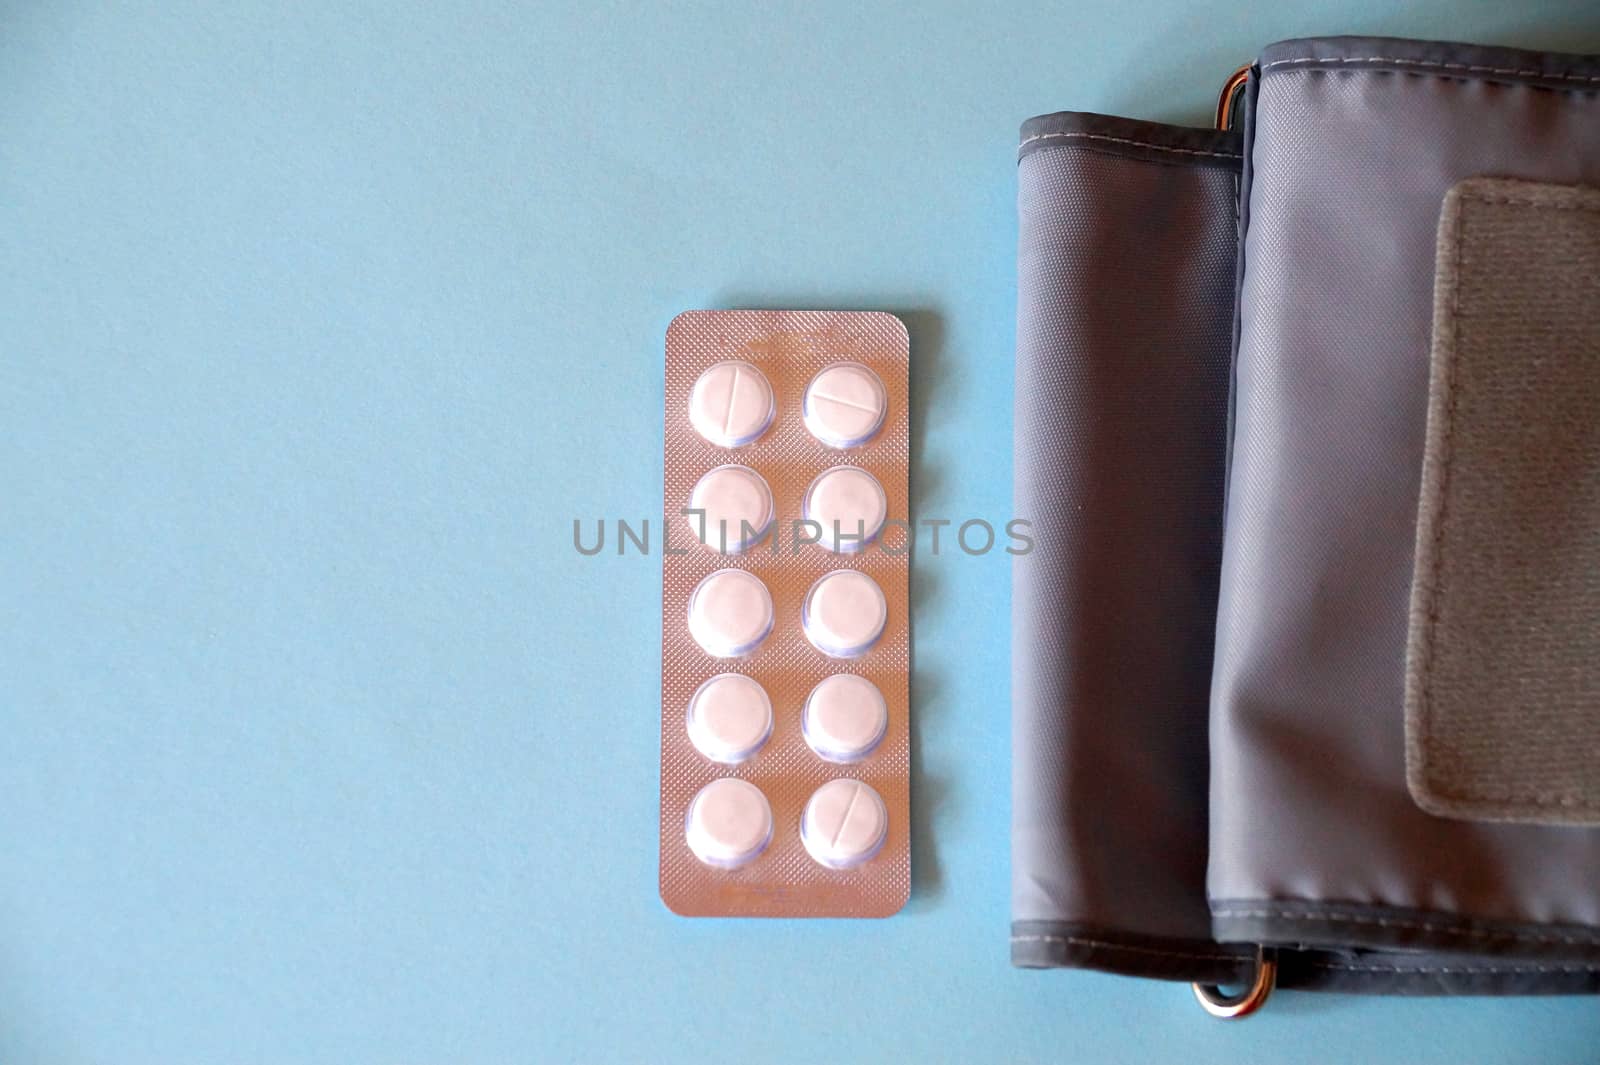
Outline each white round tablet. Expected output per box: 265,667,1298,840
802,362,887,449
802,674,889,763
801,570,887,659
802,466,887,554
687,465,774,554
687,674,773,764
689,360,775,448
688,569,774,658
800,778,888,870
686,778,773,869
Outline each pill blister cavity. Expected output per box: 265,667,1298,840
802,363,888,448
802,674,889,763
686,778,773,868
802,466,888,554
802,570,888,658
688,569,774,658
687,673,773,764
801,779,888,869
688,465,774,554
689,360,775,448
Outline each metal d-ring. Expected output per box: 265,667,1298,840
1192,947,1277,1019
1215,63,1251,131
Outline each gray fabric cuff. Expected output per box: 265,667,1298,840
1011,112,1240,986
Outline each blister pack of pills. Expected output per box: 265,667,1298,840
661,310,910,917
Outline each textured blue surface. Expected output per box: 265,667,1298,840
3,4,1599,1062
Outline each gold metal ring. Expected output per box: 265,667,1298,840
1192,947,1276,1019
1215,63,1252,131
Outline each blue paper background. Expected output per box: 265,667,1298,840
4,3,1599,1062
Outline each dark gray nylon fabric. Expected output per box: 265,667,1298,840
1212,41,1600,959
1009,113,1600,992
1011,115,1247,981
1014,39,1600,995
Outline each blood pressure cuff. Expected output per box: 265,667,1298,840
1011,36,1600,994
